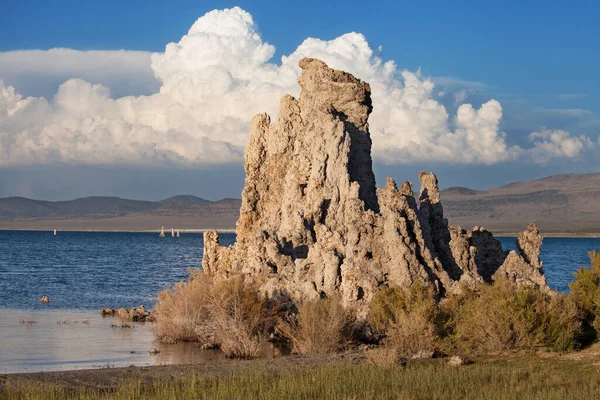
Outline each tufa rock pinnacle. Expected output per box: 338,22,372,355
202,58,548,313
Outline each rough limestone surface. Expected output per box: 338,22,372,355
202,58,549,312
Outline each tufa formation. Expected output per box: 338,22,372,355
202,58,548,312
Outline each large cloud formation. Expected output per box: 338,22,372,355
0,7,595,166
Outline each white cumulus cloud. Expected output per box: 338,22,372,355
528,129,595,164
0,6,595,167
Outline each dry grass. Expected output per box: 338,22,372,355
155,271,278,358
364,346,404,368
278,296,353,355
155,269,212,342
196,276,279,358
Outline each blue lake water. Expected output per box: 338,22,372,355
0,231,235,310
0,231,598,311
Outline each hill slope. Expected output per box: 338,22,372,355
441,173,600,234
0,173,598,233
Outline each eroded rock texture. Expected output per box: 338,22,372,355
202,58,548,311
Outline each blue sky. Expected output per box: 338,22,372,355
3,0,598,110
0,1,598,200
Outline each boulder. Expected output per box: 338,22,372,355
448,355,466,367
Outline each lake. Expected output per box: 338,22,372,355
0,231,598,373
0,231,598,310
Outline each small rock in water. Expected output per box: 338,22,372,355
149,348,160,354
448,356,466,367
116,305,150,322
40,296,50,303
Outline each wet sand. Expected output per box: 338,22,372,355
0,309,226,374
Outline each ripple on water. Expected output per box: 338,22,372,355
0,231,598,311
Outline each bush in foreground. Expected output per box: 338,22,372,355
155,269,212,342
569,251,600,335
450,279,581,353
278,296,354,354
155,271,278,358
368,282,443,357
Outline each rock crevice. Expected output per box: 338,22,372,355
202,58,548,310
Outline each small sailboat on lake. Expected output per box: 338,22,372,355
53,229,57,236
176,229,180,238
159,226,165,238
171,228,175,238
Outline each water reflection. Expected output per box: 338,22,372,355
0,309,227,373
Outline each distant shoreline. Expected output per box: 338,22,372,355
1,227,599,238
495,232,600,239
0,228,237,233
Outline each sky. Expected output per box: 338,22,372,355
0,1,598,201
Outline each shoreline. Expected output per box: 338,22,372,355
2,347,600,398
1,228,599,238
0,228,237,233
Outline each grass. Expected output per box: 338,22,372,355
2,355,600,399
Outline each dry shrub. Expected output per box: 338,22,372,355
451,279,581,353
155,270,279,358
569,251,600,334
365,346,404,368
368,282,442,357
279,296,353,354
199,276,280,358
155,269,212,342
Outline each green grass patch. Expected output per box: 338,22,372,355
2,356,600,400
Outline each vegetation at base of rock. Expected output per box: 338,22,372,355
3,355,600,400
570,251,600,336
368,282,443,357
449,280,582,353
155,271,278,358
155,250,600,358
368,278,582,356
277,296,354,354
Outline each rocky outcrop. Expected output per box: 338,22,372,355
493,223,547,289
202,58,548,312
101,305,153,322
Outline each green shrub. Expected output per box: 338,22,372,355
451,279,581,353
569,251,600,333
278,296,354,354
368,282,443,357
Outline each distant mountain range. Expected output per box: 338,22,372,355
0,173,598,234
440,173,600,234
0,195,240,231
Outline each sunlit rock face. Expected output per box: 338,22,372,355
202,58,547,312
